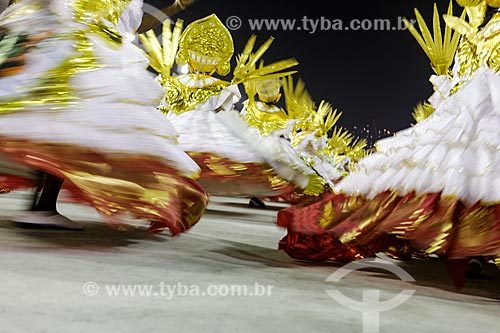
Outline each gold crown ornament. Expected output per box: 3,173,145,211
175,14,234,76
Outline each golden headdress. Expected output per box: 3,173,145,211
451,0,500,31
403,1,465,75
486,0,500,7
175,14,234,76
456,0,483,6
457,0,500,7
139,18,184,77
282,77,368,163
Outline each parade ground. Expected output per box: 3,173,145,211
1,192,499,333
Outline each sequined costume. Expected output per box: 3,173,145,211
140,15,325,199
239,76,367,205
282,77,368,188
0,0,208,235
277,1,500,271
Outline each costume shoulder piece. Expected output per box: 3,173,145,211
158,75,229,114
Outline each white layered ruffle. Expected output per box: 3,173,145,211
219,110,316,189
165,80,318,189
293,132,343,187
336,67,500,204
0,0,201,178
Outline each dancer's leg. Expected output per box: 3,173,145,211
248,197,267,209
32,172,63,212
15,171,83,230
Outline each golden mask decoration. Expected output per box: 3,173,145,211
255,78,282,103
176,14,234,76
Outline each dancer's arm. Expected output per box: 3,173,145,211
137,0,195,34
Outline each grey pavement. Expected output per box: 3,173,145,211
0,191,499,333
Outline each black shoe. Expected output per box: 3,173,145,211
466,258,486,279
248,197,267,209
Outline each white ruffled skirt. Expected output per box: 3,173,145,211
0,4,208,234
337,67,500,205
165,108,320,196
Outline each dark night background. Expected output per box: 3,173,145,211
146,0,461,143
